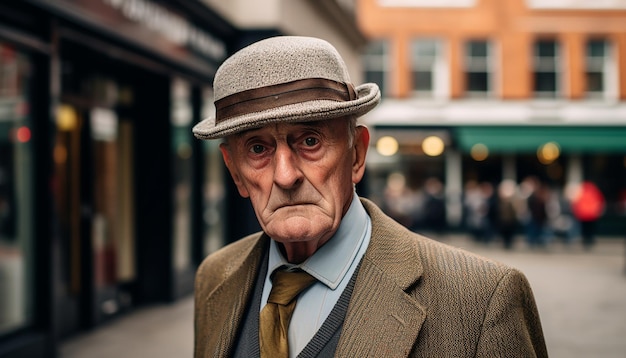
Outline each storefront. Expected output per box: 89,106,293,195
0,0,234,356
363,102,626,236
454,125,626,234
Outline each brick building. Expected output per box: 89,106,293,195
356,0,626,234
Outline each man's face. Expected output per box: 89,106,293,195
220,118,369,251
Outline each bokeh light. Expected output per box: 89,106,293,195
470,143,489,161
537,142,560,164
376,136,399,156
422,135,445,156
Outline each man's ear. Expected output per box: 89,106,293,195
352,125,370,185
219,142,250,198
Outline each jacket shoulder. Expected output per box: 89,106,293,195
360,196,513,291
194,232,265,294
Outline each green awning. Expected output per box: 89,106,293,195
455,126,626,153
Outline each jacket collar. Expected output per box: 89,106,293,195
202,234,269,356
336,198,426,356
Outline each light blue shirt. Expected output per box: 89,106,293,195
261,192,372,357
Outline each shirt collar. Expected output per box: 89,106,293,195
267,192,369,290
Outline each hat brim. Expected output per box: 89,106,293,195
192,83,380,139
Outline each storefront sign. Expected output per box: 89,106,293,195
102,0,226,62
31,0,227,76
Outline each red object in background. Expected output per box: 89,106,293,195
572,181,605,222
15,126,31,143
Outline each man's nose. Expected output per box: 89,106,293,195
273,144,302,189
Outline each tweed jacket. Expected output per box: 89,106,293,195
194,198,548,357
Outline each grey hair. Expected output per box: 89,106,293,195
347,116,358,148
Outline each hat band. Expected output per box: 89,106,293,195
214,78,357,124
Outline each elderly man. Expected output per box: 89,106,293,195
193,36,547,358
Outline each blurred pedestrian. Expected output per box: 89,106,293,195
572,181,605,250
481,181,497,244
524,177,549,248
422,177,446,236
549,183,580,246
463,180,489,243
382,172,423,230
192,36,547,357
495,179,519,250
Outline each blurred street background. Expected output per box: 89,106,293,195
59,234,626,358
1,0,625,357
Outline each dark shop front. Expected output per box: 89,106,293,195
0,1,235,356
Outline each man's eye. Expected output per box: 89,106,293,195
250,144,265,154
304,137,319,147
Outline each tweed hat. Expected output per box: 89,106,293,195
192,36,380,139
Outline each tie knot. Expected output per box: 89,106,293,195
268,270,317,306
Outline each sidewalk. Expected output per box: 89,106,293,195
60,295,194,358
60,235,626,358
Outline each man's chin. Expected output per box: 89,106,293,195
263,214,333,243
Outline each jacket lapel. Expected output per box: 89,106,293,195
336,199,427,357
201,234,268,357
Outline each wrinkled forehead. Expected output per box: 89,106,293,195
225,117,350,142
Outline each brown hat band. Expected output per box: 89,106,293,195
215,78,357,124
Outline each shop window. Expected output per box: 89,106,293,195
89,104,136,293
410,38,448,99
199,89,226,257
0,42,34,335
464,40,492,98
533,39,560,98
171,78,193,272
362,39,389,97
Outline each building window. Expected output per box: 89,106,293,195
533,39,560,98
410,38,447,99
585,39,614,99
464,40,492,97
363,40,389,97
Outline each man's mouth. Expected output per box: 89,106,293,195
274,202,313,211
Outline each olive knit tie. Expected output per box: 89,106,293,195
259,269,317,358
